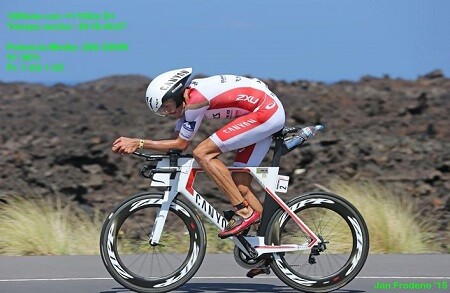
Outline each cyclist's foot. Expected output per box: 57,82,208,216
246,266,270,278
218,210,260,239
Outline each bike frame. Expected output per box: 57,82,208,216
102,125,369,293
147,155,321,257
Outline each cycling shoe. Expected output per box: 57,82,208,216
218,211,260,239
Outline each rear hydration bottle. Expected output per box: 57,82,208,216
284,125,324,151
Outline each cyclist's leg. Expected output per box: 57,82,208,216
193,97,284,237
193,139,249,210
196,116,276,210
231,137,273,214
232,172,263,214
193,138,259,236
194,139,262,239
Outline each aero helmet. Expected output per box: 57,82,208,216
145,68,192,116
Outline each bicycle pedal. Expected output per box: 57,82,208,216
246,266,270,278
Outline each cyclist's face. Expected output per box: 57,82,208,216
162,100,184,118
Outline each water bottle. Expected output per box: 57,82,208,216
284,136,305,150
285,125,324,150
299,125,324,138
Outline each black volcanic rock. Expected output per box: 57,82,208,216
1,70,449,237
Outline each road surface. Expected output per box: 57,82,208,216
0,254,449,292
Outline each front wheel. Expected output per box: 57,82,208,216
100,192,207,293
265,192,369,292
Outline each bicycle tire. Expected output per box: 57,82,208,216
100,192,207,293
265,192,369,292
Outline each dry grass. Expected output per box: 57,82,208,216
0,192,235,256
324,179,443,253
204,221,235,253
0,193,102,255
1,179,445,256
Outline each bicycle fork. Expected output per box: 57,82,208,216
148,188,177,246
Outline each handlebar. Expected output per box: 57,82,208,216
132,150,189,181
140,164,178,182
133,149,192,161
132,151,168,160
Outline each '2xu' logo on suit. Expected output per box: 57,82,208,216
236,94,259,104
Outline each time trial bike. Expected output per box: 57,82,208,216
100,125,369,292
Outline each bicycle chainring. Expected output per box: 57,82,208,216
233,246,266,269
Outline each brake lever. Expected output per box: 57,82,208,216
140,164,155,178
141,168,179,183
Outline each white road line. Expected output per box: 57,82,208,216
0,276,448,282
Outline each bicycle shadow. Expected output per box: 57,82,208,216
178,283,366,293
101,283,366,293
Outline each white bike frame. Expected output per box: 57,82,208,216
148,155,321,257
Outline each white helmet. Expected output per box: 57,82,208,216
145,68,192,116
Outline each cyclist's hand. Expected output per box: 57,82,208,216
112,137,138,154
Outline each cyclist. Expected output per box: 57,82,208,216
112,68,285,239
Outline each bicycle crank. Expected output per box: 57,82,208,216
235,234,258,258
233,245,266,269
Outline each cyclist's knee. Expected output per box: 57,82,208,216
193,145,210,163
193,139,221,164
192,146,203,162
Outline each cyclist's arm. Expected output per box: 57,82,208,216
141,136,190,152
178,105,207,141
112,103,207,154
112,136,189,154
